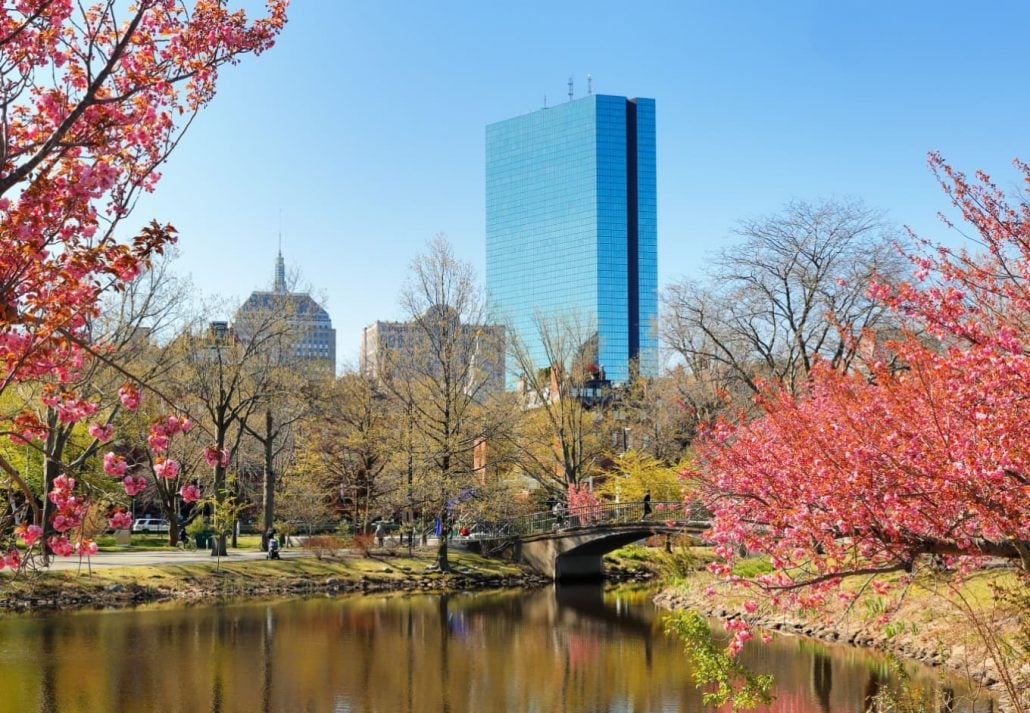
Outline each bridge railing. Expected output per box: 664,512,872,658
503,500,712,538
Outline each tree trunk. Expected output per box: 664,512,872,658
261,408,275,551
211,465,228,557
433,507,451,571
39,411,65,563
39,454,61,563
435,536,451,572
211,419,229,557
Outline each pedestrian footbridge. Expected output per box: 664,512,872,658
467,501,710,581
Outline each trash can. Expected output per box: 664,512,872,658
195,532,211,549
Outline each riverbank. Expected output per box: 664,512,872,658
0,548,557,612
654,568,1027,708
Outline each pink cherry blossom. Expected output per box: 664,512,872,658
74,539,98,556
103,452,128,477
17,523,43,546
48,535,75,557
179,483,201,503
204,446,230,468
121,475,148,497
2,549,21,571
153,458,180,480
88,422,114,442
0,0,287,575
147,432,170,453
118,384,141,411
108,511,133,530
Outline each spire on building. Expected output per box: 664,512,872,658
274,247,286,293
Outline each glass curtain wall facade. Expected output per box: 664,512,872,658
486,94,657,385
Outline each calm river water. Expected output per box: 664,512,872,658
0,584,992,713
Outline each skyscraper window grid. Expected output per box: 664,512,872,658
485,93,658,386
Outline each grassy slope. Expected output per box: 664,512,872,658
0,549,533,610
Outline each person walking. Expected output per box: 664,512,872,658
552,500,565,530
642,490,652,520
374,521,386,548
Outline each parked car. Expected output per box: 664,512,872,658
132,517,170,533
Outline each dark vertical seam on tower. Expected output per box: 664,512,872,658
626,99,640,364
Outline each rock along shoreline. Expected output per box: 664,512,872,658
0,567,555,613
0,553,661,614
653,584,1020,707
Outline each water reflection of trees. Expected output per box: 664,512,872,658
0,589,993,713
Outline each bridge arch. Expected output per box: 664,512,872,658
518,524,691,580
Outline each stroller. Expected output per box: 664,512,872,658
266,535,281,560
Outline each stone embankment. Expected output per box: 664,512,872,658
655,584,1024,706
0,549,666,614
0,564,552,613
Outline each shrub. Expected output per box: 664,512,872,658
351,532,374,557
303,535,342,560
659,534,700,579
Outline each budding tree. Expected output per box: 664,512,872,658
662,199,906,417
379,236,506,572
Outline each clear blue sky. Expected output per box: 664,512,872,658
131,1,1030,370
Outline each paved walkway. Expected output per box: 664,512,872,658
43,548,302,571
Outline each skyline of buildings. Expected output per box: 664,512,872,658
259,92,661,386
485,93,658,386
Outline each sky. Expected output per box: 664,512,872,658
130,1,1030,370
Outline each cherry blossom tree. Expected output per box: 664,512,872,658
689,155,1029,710
0,0,287,566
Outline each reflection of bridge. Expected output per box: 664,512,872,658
470,501,710,581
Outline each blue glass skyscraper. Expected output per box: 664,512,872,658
486,94,657,385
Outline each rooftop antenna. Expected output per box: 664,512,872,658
543,94,548,109
568,76,573,102
587,74,592,95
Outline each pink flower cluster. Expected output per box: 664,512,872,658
118,383,141,411
42,391,98,424
88,422,114,442
121,474,148,497
179,483,201,503
48,474,85,533
103,451,128,477
147,414,191,454
74,539,98,556
108,511,133,530
153,458,180,480
0,549,21,571
724,618,753,657
16,523,43,547
204,446,229,468
12,411,49,442
48,535,75,557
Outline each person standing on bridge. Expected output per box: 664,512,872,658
642,490,652,520
552,500,566,530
